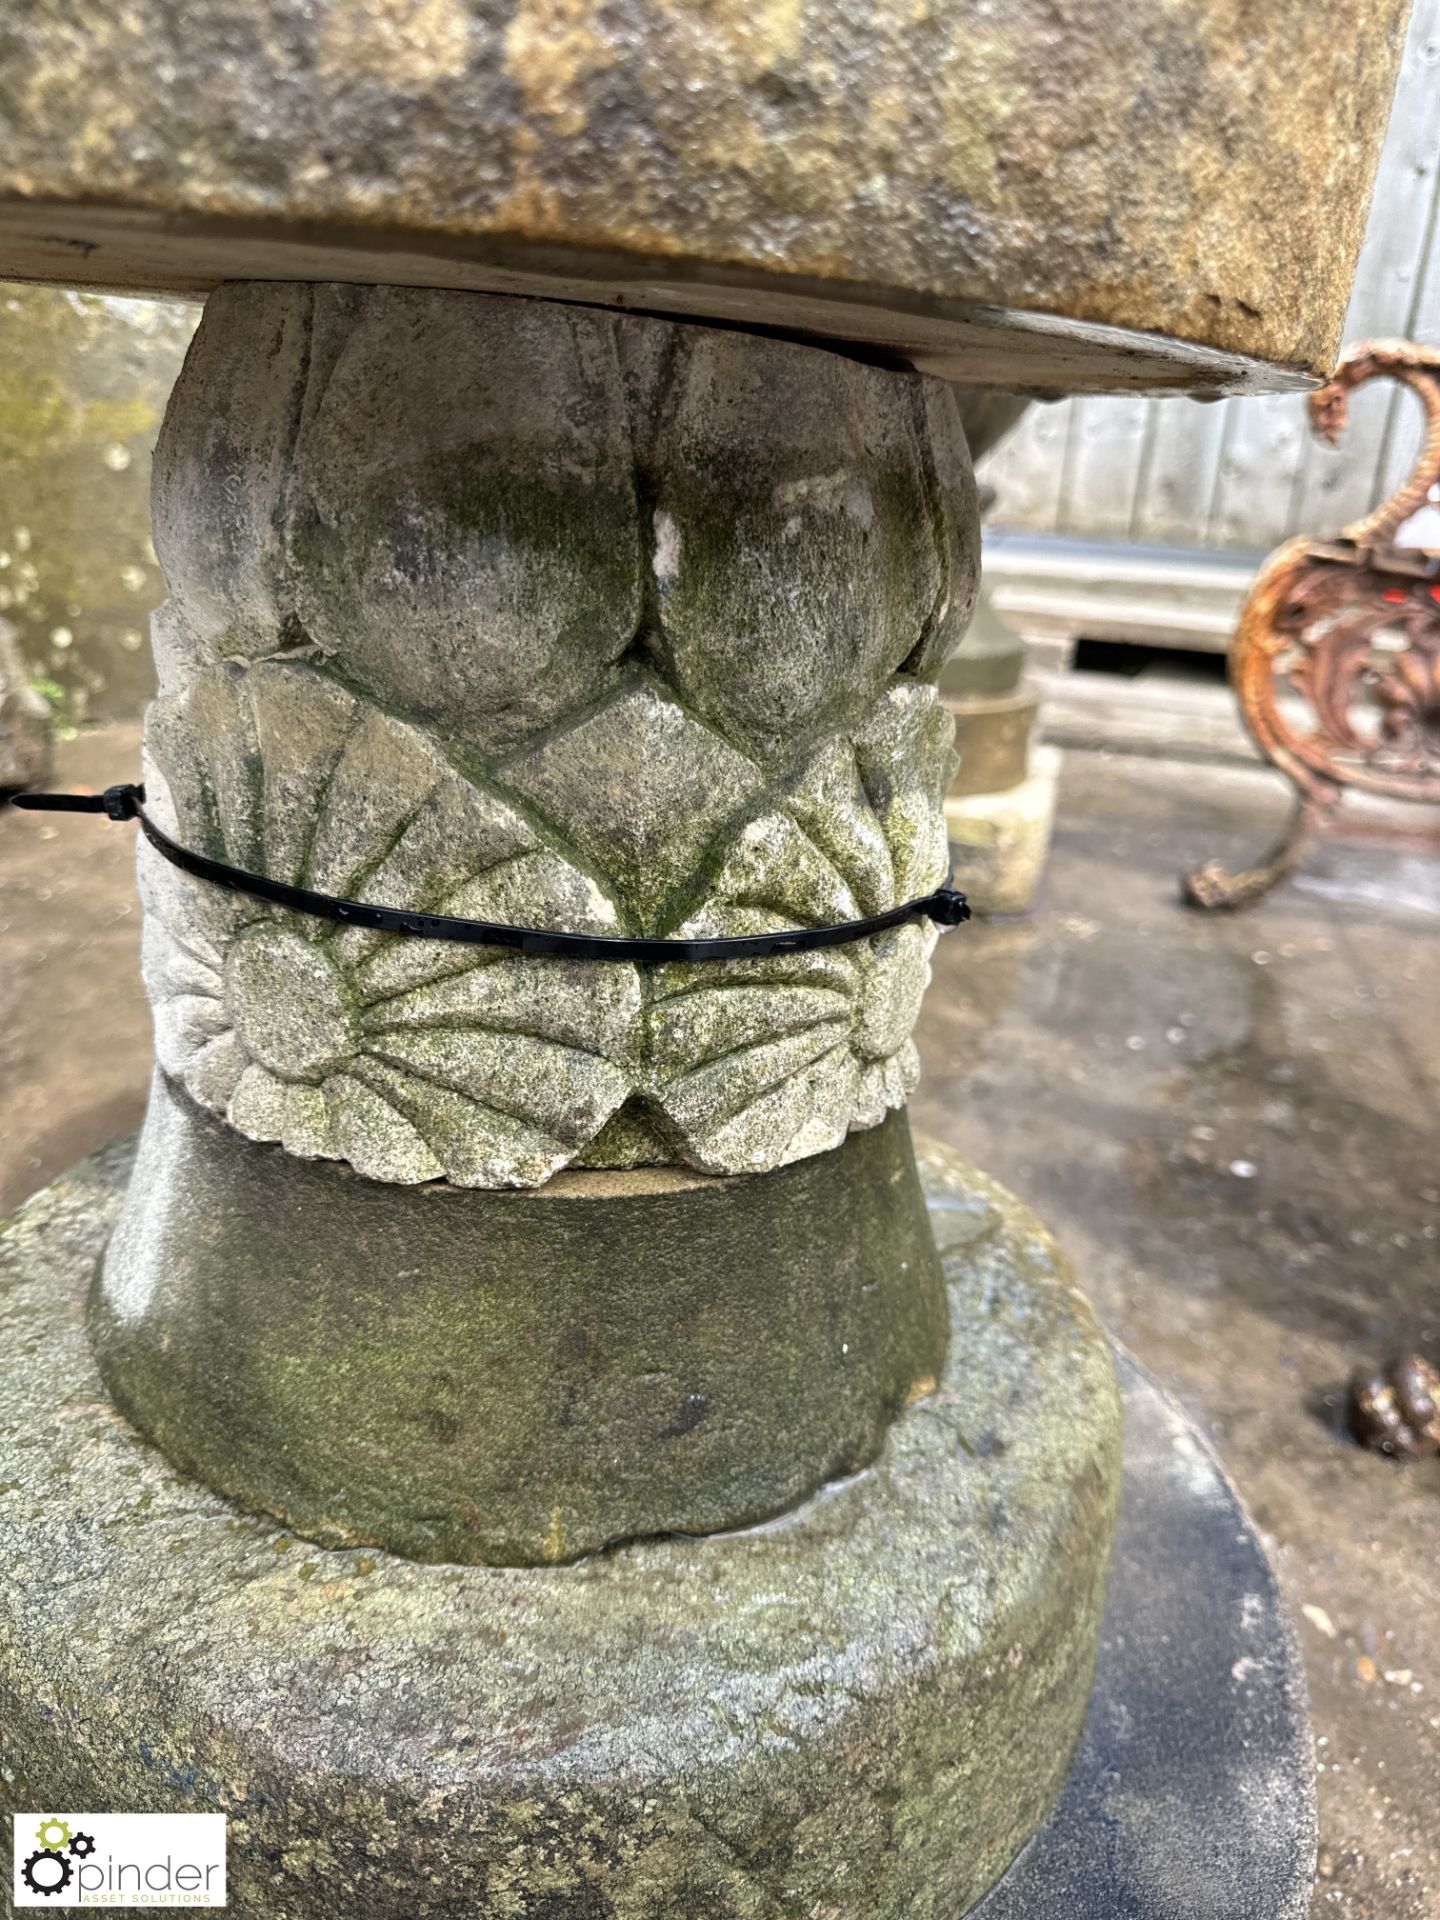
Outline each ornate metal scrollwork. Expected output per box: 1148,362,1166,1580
1185,339,1440,910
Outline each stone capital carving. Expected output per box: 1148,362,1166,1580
142,284,977,1185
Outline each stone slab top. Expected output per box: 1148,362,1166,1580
0,0,1411,394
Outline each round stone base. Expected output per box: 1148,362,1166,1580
1,1135,1120,1918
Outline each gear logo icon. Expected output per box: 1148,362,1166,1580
33,1819,71,1853
67,1830,97,1859
20,1847,73,1897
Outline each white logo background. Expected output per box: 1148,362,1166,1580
13,1814,226,1907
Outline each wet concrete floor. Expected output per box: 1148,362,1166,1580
913,750,1439,1920
1,724,150,1217
2,728,1437,1918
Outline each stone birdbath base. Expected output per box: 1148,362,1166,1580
0,1136,1311,1918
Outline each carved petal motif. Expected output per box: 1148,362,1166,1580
139,661,955,1187
141,660,640,1187
645,684,954,1174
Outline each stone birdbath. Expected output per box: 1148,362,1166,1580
0,5,1409,1916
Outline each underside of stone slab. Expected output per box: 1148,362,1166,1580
1,1135,1120,1920
0,2,1410,392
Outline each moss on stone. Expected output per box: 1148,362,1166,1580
93,1079,951,1565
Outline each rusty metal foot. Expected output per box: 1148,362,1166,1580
1181,786,1339,911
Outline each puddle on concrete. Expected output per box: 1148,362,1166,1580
1295,851,1440,919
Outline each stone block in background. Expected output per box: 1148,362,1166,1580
0,283,195,726
942,588,1058,914
949,686,1040,797
946,742,1063,917
0,615,49,789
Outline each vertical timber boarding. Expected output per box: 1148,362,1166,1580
979,0,1440,556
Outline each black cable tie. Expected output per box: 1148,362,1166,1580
12,782,143,820
9,782,971,964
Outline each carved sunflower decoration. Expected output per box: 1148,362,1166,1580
141,660,639,1187
645,684,955,1173
140,660,955,1187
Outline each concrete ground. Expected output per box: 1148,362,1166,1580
1,724,149,1218
3,725,1437,1918
912,750,1440,1920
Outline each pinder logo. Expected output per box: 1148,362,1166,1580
13,1813,226,1907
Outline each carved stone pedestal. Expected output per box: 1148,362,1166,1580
0,282,1116,1908
1,1139,1319,1920
0,1134,1126,1919
95,281,992,1565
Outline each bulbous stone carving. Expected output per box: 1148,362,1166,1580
141,283,976,1185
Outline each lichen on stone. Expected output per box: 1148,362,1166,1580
0,1133,1123,1917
